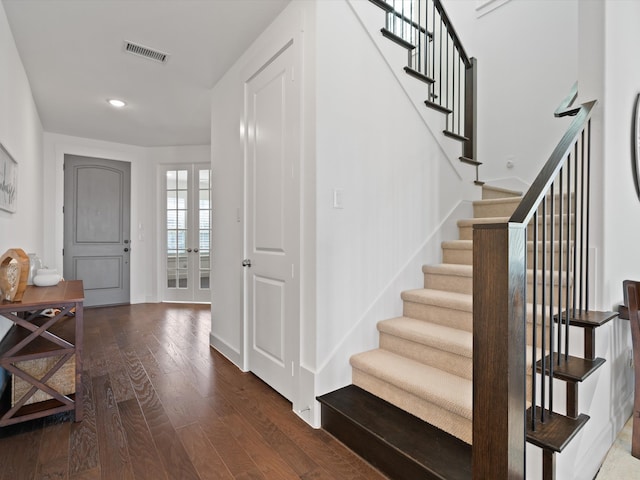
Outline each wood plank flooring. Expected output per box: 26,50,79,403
0,303,388,480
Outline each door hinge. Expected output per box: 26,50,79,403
291,361,295,376
62,248,64,256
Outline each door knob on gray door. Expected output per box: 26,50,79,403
124,248,129,252
242,259,252,267
187,248,192,253
194,248,199,253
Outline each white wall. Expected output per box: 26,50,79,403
312,0,475,417
0,5,44,260
0,2,44,393
601,0,640,309
43,133,209,304
445,0,579,188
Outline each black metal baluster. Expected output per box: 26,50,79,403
450,41,455,132
424,0,429,78
549,186,555,414
585,121,592,310
416,0,421,72
565,150,573,360
541,200,547,422
579,130,585,311
439,17,443,107
457,52,461,135
557,171,564,366
532,212,539,430
572,138,579,318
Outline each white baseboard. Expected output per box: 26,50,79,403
209,332,245,371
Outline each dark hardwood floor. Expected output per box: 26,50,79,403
0,303,387,480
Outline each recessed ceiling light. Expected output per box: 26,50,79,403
107,99,126,108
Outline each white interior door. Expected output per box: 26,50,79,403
162,164,211,303
245,41,300,401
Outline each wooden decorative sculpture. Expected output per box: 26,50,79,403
0,248,29,302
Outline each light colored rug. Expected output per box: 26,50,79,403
595,415,640,479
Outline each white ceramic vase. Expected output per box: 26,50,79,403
27,253,43,285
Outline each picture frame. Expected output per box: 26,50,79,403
0,143,17,213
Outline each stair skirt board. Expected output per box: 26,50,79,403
352,367,472,444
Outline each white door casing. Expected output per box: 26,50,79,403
245,40,300,402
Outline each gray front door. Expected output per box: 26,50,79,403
63,155,131,307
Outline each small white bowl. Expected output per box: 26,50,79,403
33,273,61,287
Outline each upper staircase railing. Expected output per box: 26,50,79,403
473,88,600,478
370,0,478,168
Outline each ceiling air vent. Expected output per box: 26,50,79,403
123,41,169,64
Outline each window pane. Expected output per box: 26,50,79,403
177,190,188,209
166,170,177,190
199,252,210,270
199,210,210,229
167,191,177,209
200,271,210,289
199,169,210,189
176,230,186,251
177,170,188,189
199,190,209,209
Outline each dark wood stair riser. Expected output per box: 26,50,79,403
318,385,472,480
321,405,436,480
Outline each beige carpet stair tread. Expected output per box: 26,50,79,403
457,216,509,228
423,263,472,277
482,185,523,199
401,288,472,312
442,240,473,250
473,197,522,207
350,349,472,420
378,317,472,358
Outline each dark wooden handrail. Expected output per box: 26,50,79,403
509,100,597,226
433,0,471,68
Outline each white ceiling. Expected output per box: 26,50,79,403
2,0,290,147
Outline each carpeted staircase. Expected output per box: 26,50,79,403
348,185,522,446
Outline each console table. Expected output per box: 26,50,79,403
0,280,83,426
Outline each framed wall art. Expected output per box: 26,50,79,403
0,143,17,213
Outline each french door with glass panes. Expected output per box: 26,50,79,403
162,164,211,303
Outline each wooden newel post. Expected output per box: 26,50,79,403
473,223,526,479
